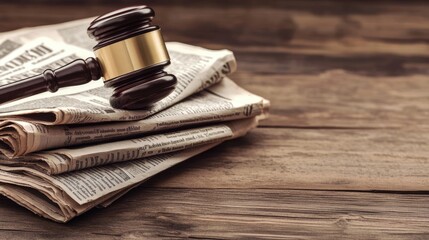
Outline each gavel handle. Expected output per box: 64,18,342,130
0,57,102,105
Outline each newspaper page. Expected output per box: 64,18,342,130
0,18,94,51
2,118,259,174
0,77,270,157
0,38,237,125
0,117,258,222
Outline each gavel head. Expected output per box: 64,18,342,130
87,6,177,110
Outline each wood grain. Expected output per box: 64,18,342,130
149,127,429,191
233,71,429,128
1,188,429,239
0,0,429,238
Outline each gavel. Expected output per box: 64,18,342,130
0,6,177,110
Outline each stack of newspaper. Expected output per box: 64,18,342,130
0,18,269,222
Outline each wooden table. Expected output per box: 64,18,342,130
1,0,429,238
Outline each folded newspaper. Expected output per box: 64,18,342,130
0,18,270,222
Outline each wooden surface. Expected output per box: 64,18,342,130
1,0,429,239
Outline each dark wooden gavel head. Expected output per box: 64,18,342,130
87,6,177,109
0,6,177,110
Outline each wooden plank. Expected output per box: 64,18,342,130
148,127,429,191
232,71,429,128
151,1,429,56
0,188,429,239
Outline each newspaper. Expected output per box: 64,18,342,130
0,18,270,223
0,37,236,124
0,77,269,157
0,118,258,222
